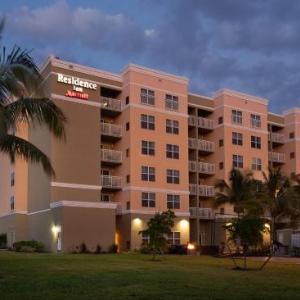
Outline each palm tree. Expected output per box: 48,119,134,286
259,167,290,250
214,168,258,217
0,33,66,176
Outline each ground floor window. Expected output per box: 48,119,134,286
141,232,150,245
167,232,180,245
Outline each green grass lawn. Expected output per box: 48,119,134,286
0,252,300,300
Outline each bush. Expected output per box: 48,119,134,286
168,245,187,255
13,240,45,252
79,242,89,253
108,244,118,253
0,234,7,249
95,244,102,254
140,245,152,254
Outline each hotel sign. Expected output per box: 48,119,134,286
57,73,97,100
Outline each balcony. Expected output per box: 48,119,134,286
101,175,122,190
101,123,122,141
188,116,214,131
268,132,284,145
188,138,215,153
101,149,122,165
188,161,215,176
189,184,215,197
189,207,215,219
100,96,122,116
269,152,285,164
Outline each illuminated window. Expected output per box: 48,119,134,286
141,88,155,105
252,157,262,171
168,232,180,245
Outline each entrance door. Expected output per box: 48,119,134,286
57,231,62,251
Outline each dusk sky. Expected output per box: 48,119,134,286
2,0,300,113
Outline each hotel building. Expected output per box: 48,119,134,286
0,56,299,252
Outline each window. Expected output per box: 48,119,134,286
232,132,243,145
10,172,15,186
141,114,155,130
252,157,262,171
289,132,295,139
10,196,15,211
251,114,261,128
166,119,179,134
232,110,242,124
141,88,155,105
219,162,224,170
290,152,295,159
142,141,155,155
219,139,224,147
126,175,130,183
141,192,156,207
165,94,179,111
125,96,129,105
168,232,180,245
126,122,130,131
251,136,261,149
218,116,223,124
220,208,225,215
166,169,180,184
233,155,243,168
141,166,155,181
101,194,112,202
126,148,130,157
141,232,150,245
126,201,130,210
166,144,179,159
167,194,180,209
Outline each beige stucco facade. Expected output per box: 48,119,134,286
0,56,299,252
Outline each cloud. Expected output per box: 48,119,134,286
4,0,300,112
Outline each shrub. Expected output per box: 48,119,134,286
79,242,89,253
0,234,7,249
168,245,187,255
140,245,152,254
13,240,45,252
95,244,102,254
108,244,118,253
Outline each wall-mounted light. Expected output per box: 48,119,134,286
187,243,195,250
179,219,189,231
51,224,61,236
132,218,142,229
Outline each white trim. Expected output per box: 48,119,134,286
214,123,269,135
51,182,102,190
122,186,190,195
268,112,283,118
50,201,118,209
122,82,188,98
118,209,190,217
27,208,51,216
41,55,122,82
122,64,189,84
124,103,188,118
214,89,268,105
268,121,285,127
51,93,102,108
0,211,27,218
188,92,213,100
188,103,214,112
214,104,267,116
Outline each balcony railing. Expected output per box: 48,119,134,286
100,96,122,112
188,116,214,130
101,175,122,189
188,161,215,175
190,207,215,219
269,152,285,164
101,123,122,138
101,149,122,164
268,132,284,144
188,138,215,152
189,184,215,197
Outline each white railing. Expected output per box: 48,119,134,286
269,152,285,163
188,138,197,149
199,185,215,197
101,149,122,164
189,161,197,172
198,162,216,174
188,116,214,130
100,96,122,112
101,123,122,138
189,184,197,195
101,175,122,189
268,132,284,144
190,207,215,219
198,139,215,152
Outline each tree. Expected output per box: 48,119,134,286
0,24,66,176
139,210,175,261
225,215,267,270
214,168,259,217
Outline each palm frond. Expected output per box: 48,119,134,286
0,134,54,176
5,97,66,139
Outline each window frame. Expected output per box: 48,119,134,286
232,110,243,124
166,144,179,159
166,169,180,184
141,192,156,208
232,154,243,168
141,140,155,156
251,136,261,149
232,132,243,146
165,94,179,111
167,194,180,209
141,166,155,182
168,232,181,245
251,114,261,129
141,114,155,130
251,157,262,171
166,119,179,135
140,88,155,106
